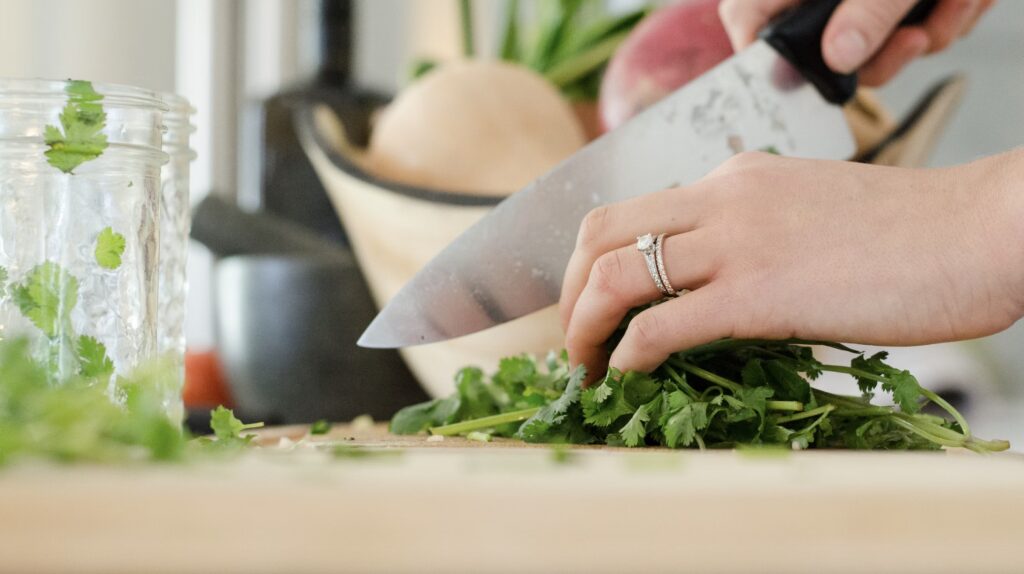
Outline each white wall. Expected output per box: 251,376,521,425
0,0,176,91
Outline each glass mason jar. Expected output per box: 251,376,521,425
0,79,168,397
157,93,195,424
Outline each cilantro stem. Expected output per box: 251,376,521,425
918,386,970,436
661,363,700,400
888,417,964,448
766,400,804,412
820,364,971,434
773,404,834,424
677,339,858,358
675,361,742,393
429,407,539,436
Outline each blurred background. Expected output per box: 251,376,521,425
1,0,1020,443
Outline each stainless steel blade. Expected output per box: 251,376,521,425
359,40,856,348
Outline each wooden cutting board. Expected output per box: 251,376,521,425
1,423,1022,574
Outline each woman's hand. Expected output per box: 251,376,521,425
718,0,995,86
560,150,1024,382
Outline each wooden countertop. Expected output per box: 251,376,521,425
1,423,1022,573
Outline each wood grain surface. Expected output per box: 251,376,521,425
1,423,1022,573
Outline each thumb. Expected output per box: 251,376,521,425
822,0,919,74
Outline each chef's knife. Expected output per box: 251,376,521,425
359,0,937,349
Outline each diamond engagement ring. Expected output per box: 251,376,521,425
636,233,676,297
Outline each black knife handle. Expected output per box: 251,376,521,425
760,0,938,104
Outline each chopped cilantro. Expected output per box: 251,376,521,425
44,80,109,174
310,419,331,435
75,335,114,380
94,227,126,270
11,262,79,338
209,405,264,448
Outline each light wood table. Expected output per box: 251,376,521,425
1,424,1022,573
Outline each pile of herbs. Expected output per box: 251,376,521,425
391,337,1009,453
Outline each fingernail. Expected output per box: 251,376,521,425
829,29,868,72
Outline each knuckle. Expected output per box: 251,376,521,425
564,328,587,353
714,151,767,175
626,310,667,353
854,1,911,33
589,250,627,298
577,205,611,249
718,0,740,25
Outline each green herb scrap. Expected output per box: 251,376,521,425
310,419,332,435
207,405,265,448
43,80,108,174
94,227,126,270
392,336,1008,453
11,262,79,338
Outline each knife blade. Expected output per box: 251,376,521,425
359,0,935,349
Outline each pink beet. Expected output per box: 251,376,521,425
599,0,734,131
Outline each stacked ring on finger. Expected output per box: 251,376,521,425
636,233,679,298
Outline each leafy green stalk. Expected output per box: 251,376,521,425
459,0,475,57
499,0,520,61
544,30,629,88
430,407,539,436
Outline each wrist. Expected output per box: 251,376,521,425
966,149,1024,318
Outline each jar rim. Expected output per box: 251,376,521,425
0,77,168,111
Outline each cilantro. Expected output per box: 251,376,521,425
310,419,332,435
209,405,264,447
95,227,126,270
389,395,460,435
466,431,492,442
664,401,709,448
517,366,585,441
390,319,1008,453
620,395,661,447
581,372,632,427
44,80,109,174
12,262,79,338
76,335,114,380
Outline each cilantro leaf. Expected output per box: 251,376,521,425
852,352,924,413
620,395,661,447
209,405,264,447
517,365,585,442
622,370,660,407
310,419,331,435
11,262,79,338
389,395,460,435
764,360,810,403
95,227,126,270
76,335,114,380
663,401,709,448
620,404,651,447
454,366,499,420
44,80,109,174
581,371,633,427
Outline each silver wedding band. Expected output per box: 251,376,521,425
636,233,677,297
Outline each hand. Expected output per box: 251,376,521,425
718,0,995,86
560,150,1024,382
